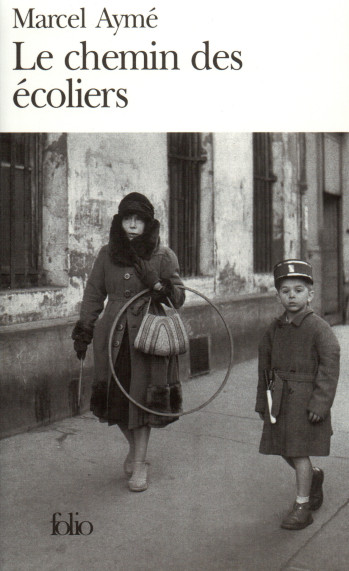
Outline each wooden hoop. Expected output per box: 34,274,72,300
108,286,234,417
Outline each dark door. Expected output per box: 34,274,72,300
322,192,341,324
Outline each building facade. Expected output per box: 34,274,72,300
1,132,348,436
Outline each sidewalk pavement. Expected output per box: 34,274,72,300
1,326,348,571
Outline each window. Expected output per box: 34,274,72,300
0,133,42,288
168,133,206,276
253,133,277,273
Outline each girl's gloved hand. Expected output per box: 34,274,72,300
150,278,174,304
71,321,93,360
73,340,87,360
133,257,160,289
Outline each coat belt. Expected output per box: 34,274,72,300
270,369,314,418
275,370,314,383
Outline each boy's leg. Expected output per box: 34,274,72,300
283,455,324,510
309,466,324,510
282,455,295,469
293,456,313,498
281,456,313,530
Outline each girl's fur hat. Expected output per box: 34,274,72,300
118,192,154,221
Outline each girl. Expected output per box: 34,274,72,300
72,192,185,492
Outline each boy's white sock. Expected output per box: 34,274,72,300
296,495,310,504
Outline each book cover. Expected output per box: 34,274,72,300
1,1,349,570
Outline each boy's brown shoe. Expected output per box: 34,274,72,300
281,502,313,530
309,467,324,511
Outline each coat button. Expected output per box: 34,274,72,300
117,324,124,331
113,340,120,347
124,273,131,280
124,290,131,298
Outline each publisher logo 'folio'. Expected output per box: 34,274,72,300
51,512,93,536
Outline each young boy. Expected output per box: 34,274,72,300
255,259,340,530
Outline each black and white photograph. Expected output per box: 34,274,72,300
1,1,349,570
1,131,349,570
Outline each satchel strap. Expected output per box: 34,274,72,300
145,297,152,314
145,296,178,313
165,297,177,311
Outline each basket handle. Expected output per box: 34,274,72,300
146,294,177,313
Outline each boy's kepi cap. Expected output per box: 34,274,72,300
273,259,313,286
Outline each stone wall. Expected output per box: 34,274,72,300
0,294,277,438
1,132,347,437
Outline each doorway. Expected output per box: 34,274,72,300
322,192,342,323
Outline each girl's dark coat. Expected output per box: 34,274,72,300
78,238,185,429
255,310,340,456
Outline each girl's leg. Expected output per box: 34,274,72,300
128,426,151,492
118,425,135,476
118,425,135,456
133,426,151,462
118,425,135,452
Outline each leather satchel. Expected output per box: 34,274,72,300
134,298,189,357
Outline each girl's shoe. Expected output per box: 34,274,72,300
309,467,324,511
128,462,148,492
281,502,313,530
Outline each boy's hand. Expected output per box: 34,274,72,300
308,411,322,423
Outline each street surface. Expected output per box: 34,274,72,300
1,326,348,571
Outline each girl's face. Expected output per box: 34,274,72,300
277,278,314,317
122,214,145,240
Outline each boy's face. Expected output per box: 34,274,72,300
276,278,314,315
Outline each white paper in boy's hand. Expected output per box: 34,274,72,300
266,390,277,424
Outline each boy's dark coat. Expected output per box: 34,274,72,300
255,310,340,457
